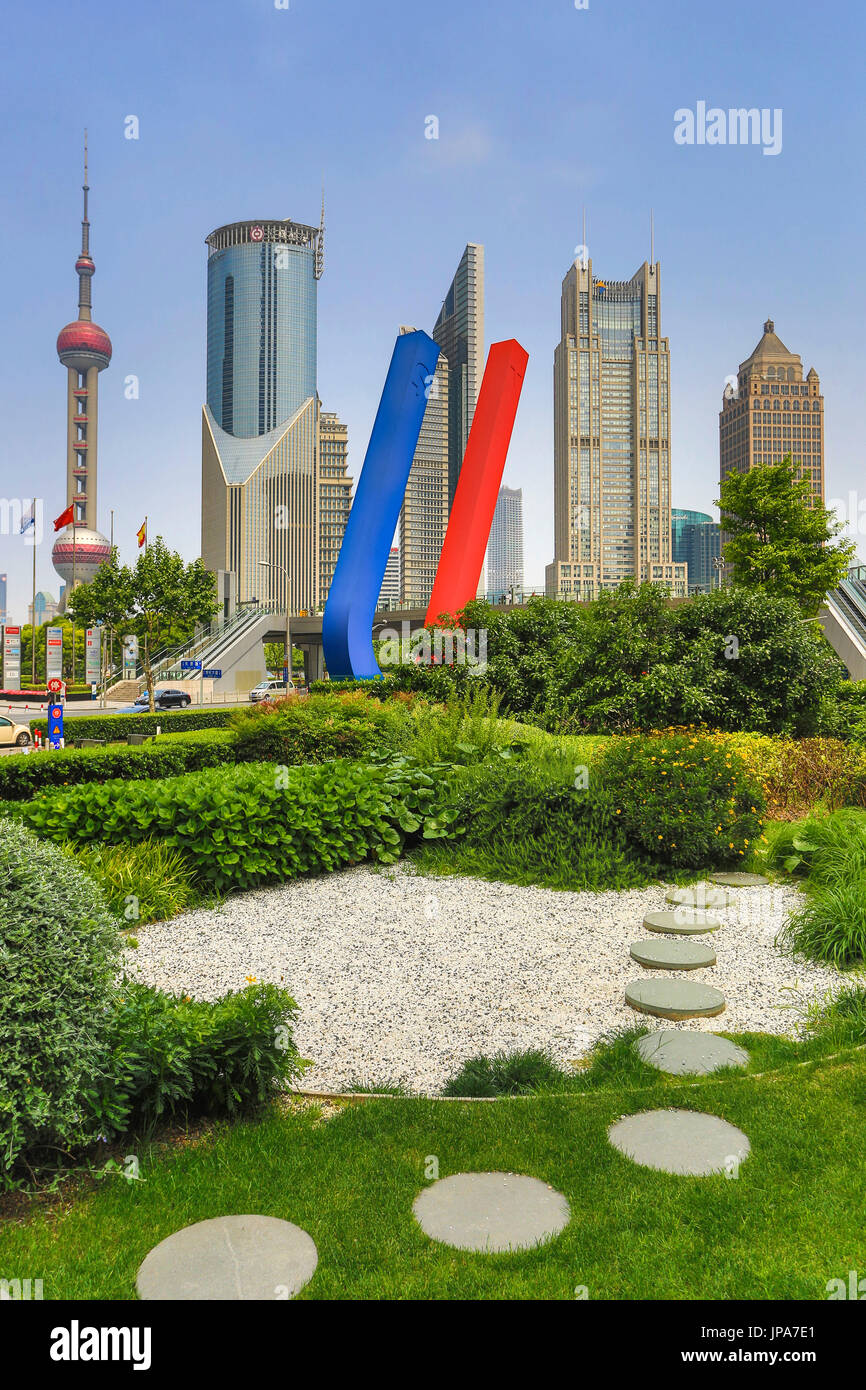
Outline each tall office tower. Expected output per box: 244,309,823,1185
378,547,401,609
52,137,113,597
488,485,524,599
201,211,325,612
318,410,352,607
671,508,721,592
719,319,824,507
546,257,687,601
28,591,61,628
398,328,450,609
433,244,485,507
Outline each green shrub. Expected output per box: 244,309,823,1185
416,750,657,891
596,733,766,868
764,808,866,884
408,686,513,765
29,706,236,740
228,691,415,765
0,731,240,801
68,839,199,924
90,980,308,1136
442,1048,567,1097
18,758,459,892
0,820,122,1190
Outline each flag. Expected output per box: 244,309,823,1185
53,504,74,532
19,499,37,534
137,520,147,548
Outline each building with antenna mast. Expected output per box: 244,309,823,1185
52,133,113,598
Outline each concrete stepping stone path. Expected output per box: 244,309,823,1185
666,885,735,910
412,1172,570,1253
608,1108,751,1176
629,937,716,970
643,908,722,936
710,871,769,887
136,1215,318,1301
636,1030,749,1075
625,977,725,1019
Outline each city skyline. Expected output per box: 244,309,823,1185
2,0,864,619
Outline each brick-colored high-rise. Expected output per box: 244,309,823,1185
719,319,824,507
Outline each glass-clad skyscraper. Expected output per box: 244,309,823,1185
671,508,720,592
433,243,484,507
547,257,687,600
201,217,326,612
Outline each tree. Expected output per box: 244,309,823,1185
716,460,854,615
69,537,218,712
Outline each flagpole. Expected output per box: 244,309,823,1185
71,519,77,687
30,530,36,686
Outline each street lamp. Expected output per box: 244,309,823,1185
258,561,293,687
712,557,725,591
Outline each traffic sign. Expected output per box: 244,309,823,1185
46,677,64,695
203,668,222,680
180,659,202,671
48,702,64,750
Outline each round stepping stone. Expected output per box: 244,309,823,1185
666,885,734,910
136,1215,318,1301
625,977,725,1019
412,1172,570,1253
629,937,716,970
608,1108,750,1176
711,871,769,887
635,1030,749,1075
643,909,722,936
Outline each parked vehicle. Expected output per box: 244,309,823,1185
119,688,192,713
0,715,31,747
250,678,296,702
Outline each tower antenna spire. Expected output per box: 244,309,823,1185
315,179,325,279
650,208,655,266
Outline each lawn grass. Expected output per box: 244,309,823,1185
3,1038,864,1300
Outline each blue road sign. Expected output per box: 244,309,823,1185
180,659,202,671
48,702,64,750
203,669,222,680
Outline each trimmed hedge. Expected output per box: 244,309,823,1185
18,757,459,891
0,731,240,801
228,692,416,763
29,706,236,740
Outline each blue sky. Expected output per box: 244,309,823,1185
2,0,864,619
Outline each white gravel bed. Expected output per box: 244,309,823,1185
124,864,845,1095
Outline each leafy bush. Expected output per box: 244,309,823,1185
29,706,236,740
90,980,308,1136
0,819,122,1190
764,808,866,884
18,758,459,892
228,691,415,765
415,749,658,891
68,839,199,925
408,686,515,765
596,733,765,868
442,1048,567,1097
0,731,239,800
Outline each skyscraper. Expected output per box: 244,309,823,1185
546,257,687,600
378,547,400,609
433,244,485,507
719,319,824,507
201,213,325,612
318,409,352,607
488,485,523,599
671,508,721,592
398,329,449,608
52,136,112,597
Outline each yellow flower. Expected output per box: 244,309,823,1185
245,975,257,983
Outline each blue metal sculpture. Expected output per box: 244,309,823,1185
322,330,440,679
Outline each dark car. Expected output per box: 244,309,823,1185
120,688,192,713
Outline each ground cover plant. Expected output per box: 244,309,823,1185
16,757,460,892
68,839,200,925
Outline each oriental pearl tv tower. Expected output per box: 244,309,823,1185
52,133,112,599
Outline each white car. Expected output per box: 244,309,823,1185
249,678,296,703
0,715,31,747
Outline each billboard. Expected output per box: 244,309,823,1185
46,626,64,681
3,625,21,691
85,627,102,686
